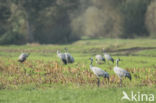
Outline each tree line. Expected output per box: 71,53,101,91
0,0,155,44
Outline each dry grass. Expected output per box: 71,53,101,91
0,59,155,89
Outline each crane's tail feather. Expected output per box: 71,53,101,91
102,58,105,62
62,59,67,65
126,73,132,81
111,58,114,63
18,59,25,63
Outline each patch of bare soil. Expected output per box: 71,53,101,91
107,47,156,56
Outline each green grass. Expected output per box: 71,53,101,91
0,38,156,103
0,86,156,103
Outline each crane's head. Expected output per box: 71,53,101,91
116,58,121,62
89,57,93,65
116,58,121,66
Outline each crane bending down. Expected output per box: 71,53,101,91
89,58,109,87
18,53,30,63
113,59,131,86
95,54,105,64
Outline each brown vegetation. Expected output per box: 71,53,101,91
0,59,155,89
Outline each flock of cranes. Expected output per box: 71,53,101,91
18,48,131,87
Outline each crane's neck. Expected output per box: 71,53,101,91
90,60,93,69
116,60,119,67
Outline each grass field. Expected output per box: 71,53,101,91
0,38,156,103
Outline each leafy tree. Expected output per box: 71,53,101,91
0,0,11,36
71,0,123,38
120,0,150,38
145,0,156,38
34,0,80,44
12,0,56,42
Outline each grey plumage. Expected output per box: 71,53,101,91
114,59,131,86
104,53,114,63
64,48,74,64
18,53,29,63
95,54,105,64
57,48,74,64
57,50,67,64
89,58,109,87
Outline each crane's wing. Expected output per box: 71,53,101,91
66,53,74,63
114,66,131,80
92,67,109,78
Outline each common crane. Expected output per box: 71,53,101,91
89,58,109,87
18,53,30,63
64,48,74,64
114,59,131,86
57,50,67,64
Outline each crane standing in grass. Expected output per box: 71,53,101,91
64,48,74,64
95,54,105,64
57,50,67,64
18,53,30,63
89,58,109,87
114,59,131,86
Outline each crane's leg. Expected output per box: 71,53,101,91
97,78,100,87
107,77,110,85
102,78,105,85
120,78,122,87
96,59,98,64
62,59,67,65
107,61,109,65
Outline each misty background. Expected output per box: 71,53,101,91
0,0,155,44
